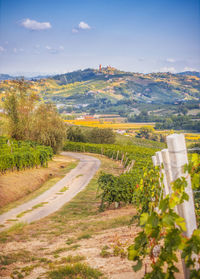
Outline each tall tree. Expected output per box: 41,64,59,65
4,79,66,152
4,79,38,140
32,103,66,153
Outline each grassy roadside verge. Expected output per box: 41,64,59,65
0,154,136,279
0,160,78,215
0,154,126,241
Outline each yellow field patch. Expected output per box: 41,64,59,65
185,133,200,141
64,119,154,130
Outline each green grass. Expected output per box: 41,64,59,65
32,202,48,209
17,210,32,218
0,161,78,215
48,262,105,279
0,249,34,265
60,186,69,192
61,255,85,263
0,222,26,243
66,237,76,245
77,233,92,240
53,244,81,255
16,202,49,218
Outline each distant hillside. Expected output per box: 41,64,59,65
0,68,200,107
0,74,17,81
0,74,51,81
178,71,200,78
48,68,200,104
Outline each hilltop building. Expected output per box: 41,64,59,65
98,65,116,75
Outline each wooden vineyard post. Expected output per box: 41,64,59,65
155,151,170,196
152,155,158,166
166,134,198,279
116,150,119,161
127,160,135,173
121,153,124,165
167,134,197,237
123,161,130,173
124,157,128,168
161,149,173,194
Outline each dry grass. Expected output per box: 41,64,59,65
0,155,77,212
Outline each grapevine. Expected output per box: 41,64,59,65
0,136,53,174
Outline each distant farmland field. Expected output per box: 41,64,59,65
64,119,155,130
64,119,200,142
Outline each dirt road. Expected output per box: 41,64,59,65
0,152,100,231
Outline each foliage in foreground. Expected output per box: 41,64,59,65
128,154,200,279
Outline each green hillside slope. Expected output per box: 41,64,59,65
0,68,200,109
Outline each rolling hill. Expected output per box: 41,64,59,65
0,68,200,110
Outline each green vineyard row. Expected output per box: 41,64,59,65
63,141,156,185
0,137,53,174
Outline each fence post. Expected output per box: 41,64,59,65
167,133,198,279
124,157,128,168
152,155,158,166
116,150,119,161
121,153,124,165
156,151,170,196
127,160,135,173
161,149,173,194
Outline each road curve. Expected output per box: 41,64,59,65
0,152,101,231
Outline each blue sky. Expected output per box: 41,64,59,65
0,0,199,76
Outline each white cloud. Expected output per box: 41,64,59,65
166,58,175,63
0,46,5,52
13,47,24,54
160,67,176,73
72,21,91,33
72,28,79,33
21,18,51,30
78,21,91,30
45,45,64,54
45,45,52,50
183,66,197,72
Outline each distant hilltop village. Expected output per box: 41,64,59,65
98,65,117,75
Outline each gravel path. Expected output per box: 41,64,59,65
0,152,100,231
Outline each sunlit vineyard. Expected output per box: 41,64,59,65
0,137,53,174
63,141,156,186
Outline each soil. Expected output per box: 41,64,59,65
0,206,184,279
